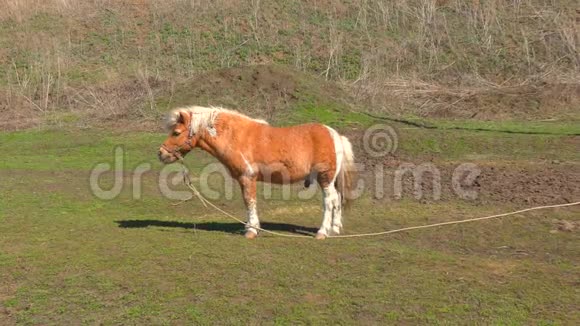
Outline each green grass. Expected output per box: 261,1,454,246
0,130,174,171
0,168,578,324
0,127,579,324
3,118,578,173
286,106,580,162
399,116,580,136
398,127,579,162
288,104,373,128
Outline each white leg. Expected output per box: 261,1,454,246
331,192,342,235
317,186,337,239
245,199,260,235
322,125,345,238
240,177,259,239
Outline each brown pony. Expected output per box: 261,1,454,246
158,106,355,239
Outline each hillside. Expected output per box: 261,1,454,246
0,0,578,130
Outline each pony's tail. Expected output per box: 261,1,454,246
336,135,356,209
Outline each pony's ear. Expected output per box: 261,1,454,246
178,111,189,125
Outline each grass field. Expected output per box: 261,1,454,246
1,0,579,324
1,121,579,324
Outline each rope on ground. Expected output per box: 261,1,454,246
328,201,580,238
177,160,580,239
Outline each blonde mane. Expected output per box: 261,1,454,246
165,105,268,133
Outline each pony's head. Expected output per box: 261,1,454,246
158,110,198,164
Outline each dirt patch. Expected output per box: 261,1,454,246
194,65,298,120
411,163,575,206
212,65,298,99
473,165,580,205
394,163,578,206
358,160,580,206
342,128,580,206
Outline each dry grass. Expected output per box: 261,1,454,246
0,0,578,129
348,0,579,117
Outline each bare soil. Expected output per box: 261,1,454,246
355,160,580,206
345,128,580,206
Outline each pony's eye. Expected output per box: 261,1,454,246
173,131,181,137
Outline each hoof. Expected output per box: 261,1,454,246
245,231,258,239
315,232,327,240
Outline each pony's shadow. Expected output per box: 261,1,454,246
115,219,317,236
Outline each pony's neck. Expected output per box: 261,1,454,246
193,114,238,163
196,135,223,158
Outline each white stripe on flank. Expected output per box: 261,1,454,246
240,153,254,176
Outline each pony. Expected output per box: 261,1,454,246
158,106,356,239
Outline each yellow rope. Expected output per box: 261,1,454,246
328,201,580,238
177,161,580,239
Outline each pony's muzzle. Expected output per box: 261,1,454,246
158,147,178,164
